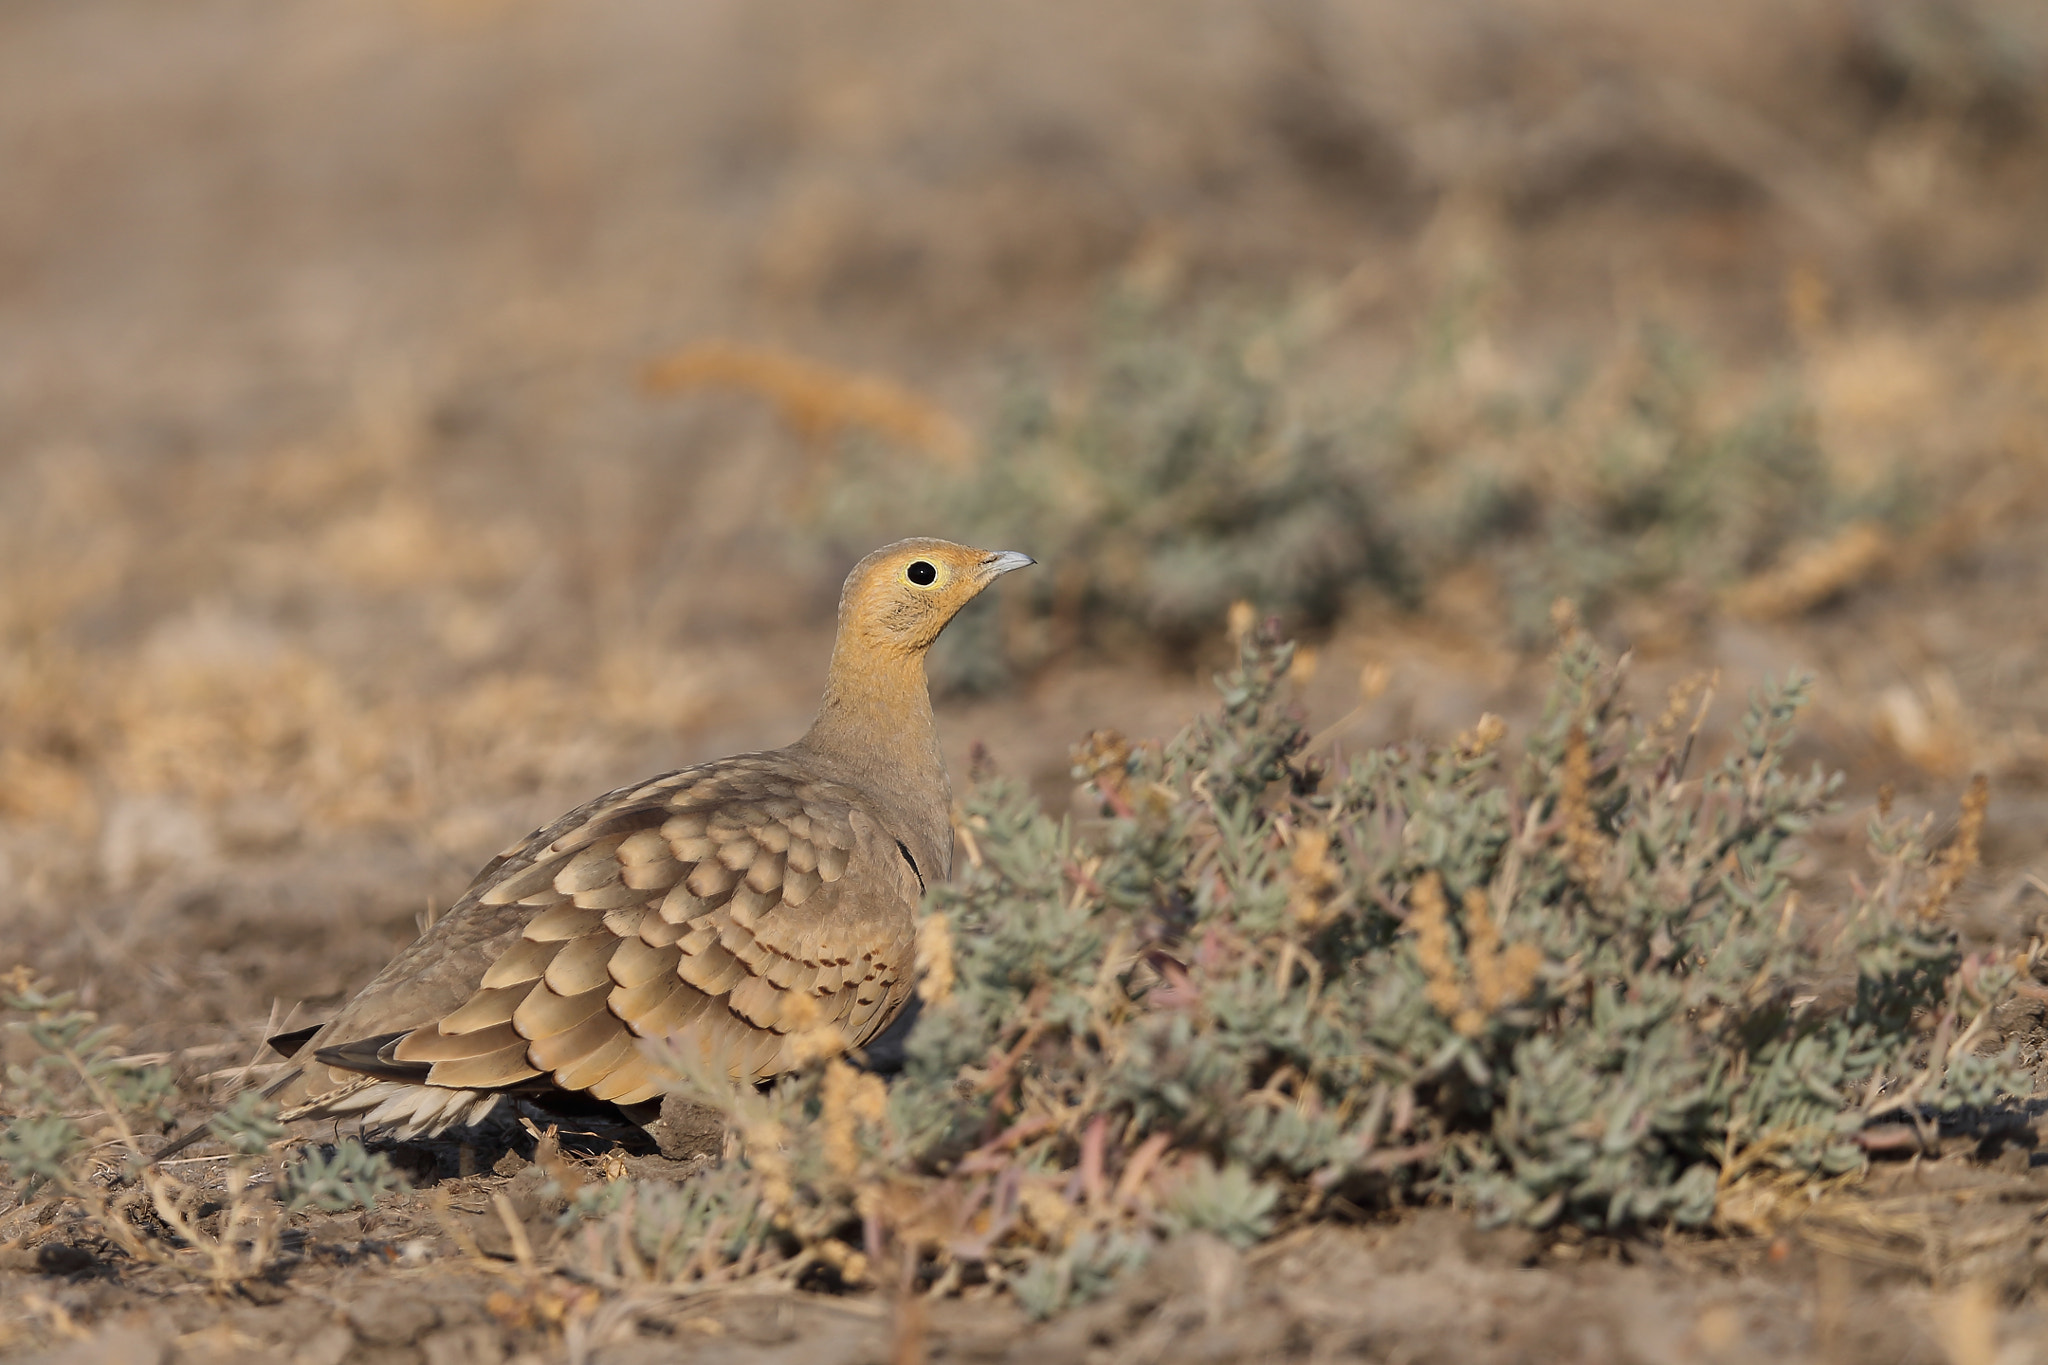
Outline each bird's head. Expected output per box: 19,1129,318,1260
835,538,1035,657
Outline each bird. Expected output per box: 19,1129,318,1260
242,538,1032,1141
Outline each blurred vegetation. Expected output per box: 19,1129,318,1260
1849,0,2048,131
819,294,1918,693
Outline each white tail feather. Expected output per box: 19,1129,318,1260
282,1079,505,1139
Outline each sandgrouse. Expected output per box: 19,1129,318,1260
259,539,1032,1138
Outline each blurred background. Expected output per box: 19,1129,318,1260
3,0,2048,1044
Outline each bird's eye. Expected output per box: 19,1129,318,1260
906,560,937,586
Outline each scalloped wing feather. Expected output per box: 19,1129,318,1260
274,755,923,1134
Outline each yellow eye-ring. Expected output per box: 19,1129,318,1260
902,558,945,589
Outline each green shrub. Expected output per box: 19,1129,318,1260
281,1138,408,1213
564,1161,780,1288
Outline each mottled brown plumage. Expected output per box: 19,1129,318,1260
259,538,1032,1137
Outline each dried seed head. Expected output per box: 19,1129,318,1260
1227,600,1257,647
1408,874,1465,1020
1652,671,1717,738
1409,877,1542,1037
810,1234,871,1286
1550,596,1582,641
1465,887,1542,1020
1456,712,1507,759
783,988,848,1066
1288,828,1341,928
738,1116,793,1213
1070,729,1133,792
1019,1182,1077,1244
1919,774,1989,921
916,914,956,1005
821,1060,864,1178
1561,722,1605,889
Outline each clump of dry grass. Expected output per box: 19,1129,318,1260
644,341,971,466
1726,520,1895,619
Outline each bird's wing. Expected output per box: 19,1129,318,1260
281,754,922,1114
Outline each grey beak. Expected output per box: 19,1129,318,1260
982,551,1036,576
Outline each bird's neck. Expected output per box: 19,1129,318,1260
793,642,953,880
